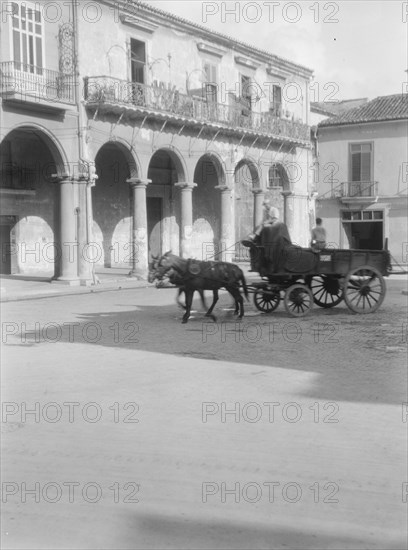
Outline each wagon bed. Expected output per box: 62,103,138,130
246,244,391,317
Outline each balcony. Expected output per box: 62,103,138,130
0,61,75,111
339,181,378,205
83,76,310,145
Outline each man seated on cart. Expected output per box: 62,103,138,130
241,205,292,274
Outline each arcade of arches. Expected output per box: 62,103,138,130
0,129,294,280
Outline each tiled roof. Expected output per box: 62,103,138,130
318,94,408,127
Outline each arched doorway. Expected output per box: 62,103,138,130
0,127,64,277
147,149,185,257
94,142,135,268
192,155,222,260
234,159,260,259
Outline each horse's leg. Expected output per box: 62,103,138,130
233,295,239,315
199,290,207,310
176,288,186,309
205,289,219,321
228,286,244,319
182,288,194,324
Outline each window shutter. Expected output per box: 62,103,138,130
351,152,361,182
361,152,371,181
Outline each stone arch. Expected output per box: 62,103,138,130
146,147,187,257
93,141,137,267
0,126,67,276
4,123,69,175
94,138,140,178
192,153,225,260
234,158,260,258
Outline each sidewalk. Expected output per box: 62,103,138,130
0,267,152,303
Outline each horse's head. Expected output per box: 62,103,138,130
148,251,175,282
148,254,160,283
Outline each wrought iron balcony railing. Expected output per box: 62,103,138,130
84,76,310,142
341,181,378,198
0,61,75,104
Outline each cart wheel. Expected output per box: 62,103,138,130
284,284,313,317
344,265,386,314
309,275,343,308
253,289,281,313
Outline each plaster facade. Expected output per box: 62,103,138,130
1,0,314,280
316,118,408,264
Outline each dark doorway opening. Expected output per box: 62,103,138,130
345,221,383,250
0,221,13,274
147,197,162,257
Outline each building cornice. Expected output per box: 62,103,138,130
119,14,159,33
196,42,227,58
234,56,261,70
100,0,314,79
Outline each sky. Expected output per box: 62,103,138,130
143,0,407,101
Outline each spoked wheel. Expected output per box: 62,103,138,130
309,275,343,308
253,288,281,313
284,284,313,317
344,266,386,314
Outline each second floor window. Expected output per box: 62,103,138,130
240,74,252,112
130,39,146,84
271,85,282,116
350,143,372,182
203,63,217,103
11,1,44,74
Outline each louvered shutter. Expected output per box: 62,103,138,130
351,151,361,182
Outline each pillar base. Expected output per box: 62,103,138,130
79,278,95,287
51,278,81,286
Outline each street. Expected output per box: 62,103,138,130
1,280,407,550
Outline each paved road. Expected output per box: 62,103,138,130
1,280,407,549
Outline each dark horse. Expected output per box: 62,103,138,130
151,252,248,324
148,255,207,310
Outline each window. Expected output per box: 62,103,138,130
11,1,44,74
271,84,282,116
130,39,146,84
350,143,372,182
269,165,282,187
342,210,383,221
203,63,217,103
240,74,252,112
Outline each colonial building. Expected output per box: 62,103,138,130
1,0,314,282
315,94,408,264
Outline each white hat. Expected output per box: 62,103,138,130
268,206,279,219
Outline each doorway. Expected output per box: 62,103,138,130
0,217,16,274
348,221,383,249
342,210,384,250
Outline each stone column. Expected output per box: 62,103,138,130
175,182,196,258
75,176,93,284
215,185,234,262
282,190,294,238
128,178,151,279
52,174,79,284
252,188,265,229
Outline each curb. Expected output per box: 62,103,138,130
0,281,154,303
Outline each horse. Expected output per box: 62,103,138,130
148,255,208,311
152,252,249,324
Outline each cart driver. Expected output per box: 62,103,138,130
242,204,291,272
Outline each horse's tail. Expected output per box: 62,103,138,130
240,272,249,301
